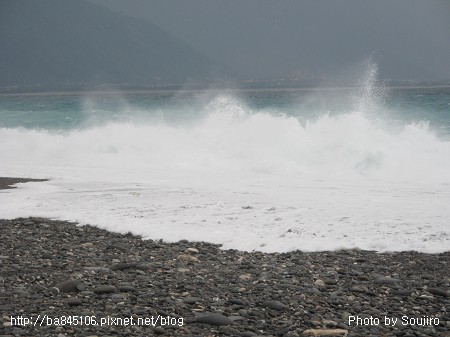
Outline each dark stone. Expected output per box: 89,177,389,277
55,280,81,293
154,327,165,335
110,263,137,271
83,266,111,273
93,285,117,294
65,297,82,306
241,332,258,337
117,285,137,292
183,297,202,304
134,263,152,271
111,293,127,302
375,276,401,285
195,313,232,326
428,288,449,298
393,289,413,296
76,283,86,291
228,298,246,305
277,326,291,336
219,326,242,335
324,279,338,285
263,300,288,310
350,286,366,293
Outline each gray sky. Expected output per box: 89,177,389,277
89,0,450,80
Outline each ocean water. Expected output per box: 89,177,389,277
1,73,450,253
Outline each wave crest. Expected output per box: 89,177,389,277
1,96,449,183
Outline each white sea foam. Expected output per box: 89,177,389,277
1,91,449,253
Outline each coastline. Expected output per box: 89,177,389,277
1,178,449,336
1,219,448,336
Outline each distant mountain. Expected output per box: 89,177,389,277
0,0,233,92
89,0,450,82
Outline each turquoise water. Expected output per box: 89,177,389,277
1,87,450,138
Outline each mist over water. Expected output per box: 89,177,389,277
1,64,450,252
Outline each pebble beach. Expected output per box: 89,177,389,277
0,179,449,337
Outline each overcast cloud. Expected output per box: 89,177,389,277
89,0,450,80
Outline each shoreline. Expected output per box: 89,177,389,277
0,177,48,190
1,217,448,336
1,177,449,335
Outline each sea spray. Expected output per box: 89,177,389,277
1,101,449,183
352,59,386,116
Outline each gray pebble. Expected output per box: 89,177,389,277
65,297,82,306
263,300,288,310
55,280,81,293
428,287,449,297
93,285,117,294
195,313,232,326
375,276,401,284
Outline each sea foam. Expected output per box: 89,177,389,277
1,98,449,184
1,68,450,252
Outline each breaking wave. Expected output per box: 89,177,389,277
1,94,450,184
